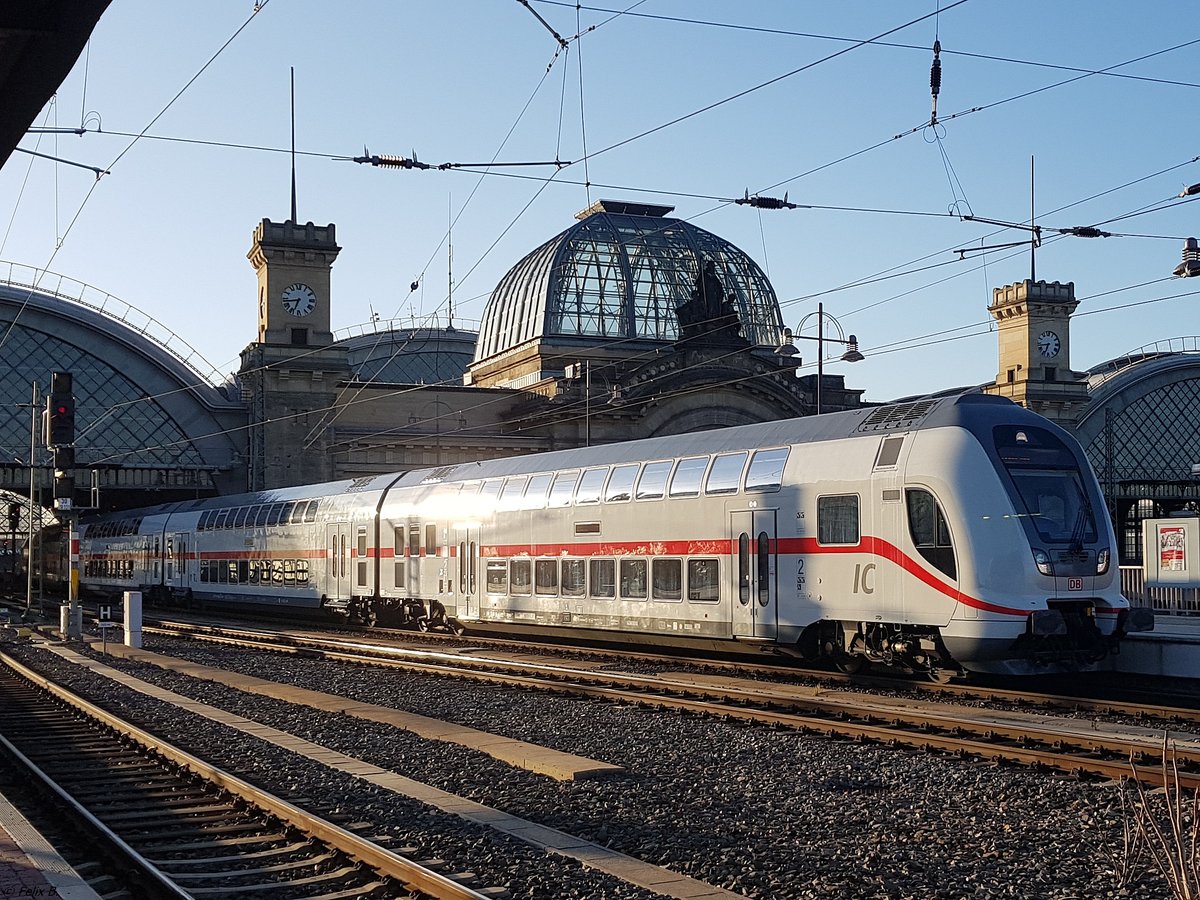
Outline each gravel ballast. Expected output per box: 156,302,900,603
5,635,1174,899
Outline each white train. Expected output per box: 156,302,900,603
77,394,1152,677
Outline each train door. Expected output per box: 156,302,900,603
731,510,777,639
325,523,351,601
454,524,479,618
166,532,192,597
871,436,908,621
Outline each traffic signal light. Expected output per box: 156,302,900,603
7,502,19,532
44,372,75,447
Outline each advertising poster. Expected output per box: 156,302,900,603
1160,525,1187,573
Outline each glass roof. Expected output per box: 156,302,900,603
475,202,785,361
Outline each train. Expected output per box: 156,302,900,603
73,393,1153,678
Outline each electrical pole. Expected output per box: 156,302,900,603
45,372,80,639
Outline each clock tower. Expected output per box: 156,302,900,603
983,278,1090,425
240,218,351,490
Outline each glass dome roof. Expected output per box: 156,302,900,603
474,200,785,362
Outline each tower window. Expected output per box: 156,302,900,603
290,328,308,346
1006,368,1016,384
1045,367,1056,382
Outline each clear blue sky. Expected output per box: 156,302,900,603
2,1,1198,402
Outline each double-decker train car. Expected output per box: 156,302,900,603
76,394,1153,677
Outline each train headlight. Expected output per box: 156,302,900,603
1032,548,1054,576
1096,548,1110,575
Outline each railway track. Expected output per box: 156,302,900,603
0,649,503,900
144,619,1200,790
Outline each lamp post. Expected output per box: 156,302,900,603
783,302,865,415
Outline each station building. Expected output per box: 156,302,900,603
1,205,1197,567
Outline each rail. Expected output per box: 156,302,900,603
1121,564,1200,615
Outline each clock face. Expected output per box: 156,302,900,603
281,283,316,317
1037,330,1061,359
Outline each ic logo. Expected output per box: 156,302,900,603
1067,577,1083,592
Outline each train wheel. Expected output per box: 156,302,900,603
414,617,429,633
835,654,866,675
447,618,465,637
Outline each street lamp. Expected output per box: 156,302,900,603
779,301,865,415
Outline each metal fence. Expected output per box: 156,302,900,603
1120,565,1200,615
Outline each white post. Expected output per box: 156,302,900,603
123,590,142,648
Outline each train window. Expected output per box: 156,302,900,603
500,477,529,510
705,452,748,495
510,559,532,595
408,523,421,557
469,541,477,593
304,500,319,523
479,480,504,508
737,534,749,604
549,471,579,508
635,461,672,500
561,559,585,596
619,559,648,599
394,526,405,554
576,468,608,504
688,559,720,602
486,559,507,593
357,528,368,557
394,560,405,587
214,509,230,530
267,503,287,527
247,560,260,585
818,495,860,545
590,560,616,598
669,457,708,498
745,448,789,492
200,560,210,583
289,503,305,525
757,533,771,606
198,511,213,531
296,560,310,585
357,560,368,587
281,502,298,525
272,560,285,584
231,507,250,528
217,560,229,584
237,560,249,584
535,559,559,595
906,489,957,579
604,464,638,502
525,474,553,509
253,505,271,527
875,436,904,469
425,523,437,555
652,559,683,601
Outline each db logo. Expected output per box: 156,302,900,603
1067,577,1083,592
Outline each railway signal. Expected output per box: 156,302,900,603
44,372,75,448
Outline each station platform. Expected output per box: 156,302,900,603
0,791,102,900
1114,614,1200,679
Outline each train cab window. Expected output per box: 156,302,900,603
561,559,585,596
232,507,250,528
669,457,708,498
590,559,615,598
408,523,421,557
604,464,638,502
688,559,720,602
652,559,683,601
510,559,532,595
525,474,553,509
486,560,508,593
425,523,437,555
535,559,559,595
635,461,673,500
303,500,319,523
705,452,748,495
818,495,860,545
254,505,271,527
500,476,528,510
746,448,789,492
549,471,580,508
576,468,608,504
214,509,230,530
619,559,648,599
906,488,957,579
